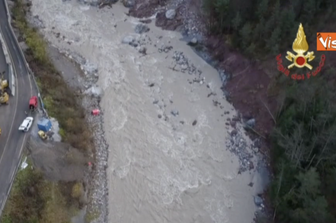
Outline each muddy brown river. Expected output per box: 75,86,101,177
29,1,266,222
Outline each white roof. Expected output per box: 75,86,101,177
25,117,34,121
19,117,34,130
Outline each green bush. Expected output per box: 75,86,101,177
1,161,71,223
71,182,83,199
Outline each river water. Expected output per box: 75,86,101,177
29,1,265,222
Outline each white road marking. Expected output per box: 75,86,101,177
9,134,26,182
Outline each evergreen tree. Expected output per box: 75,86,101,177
267,27,281,54
256,0,268,20
198,0,336,221
288,168,329,223
214,0,230,32
263,14,275,42
239,23,252,49
296,168,320,196
273,0,281,21
302,0,317,23
231,11,242,30
246,43,256,56
280,6,296,42
252,17,265,42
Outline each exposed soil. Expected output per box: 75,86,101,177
128,0,163,18
129,0,184,31
27,137,88,182
210,44,277,221
212,45,278,143
155,10,183,30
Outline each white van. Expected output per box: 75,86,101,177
19,117,34,132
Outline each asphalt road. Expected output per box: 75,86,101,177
0,0,33,214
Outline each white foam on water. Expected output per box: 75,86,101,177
108,106,128,132
30,1,263,222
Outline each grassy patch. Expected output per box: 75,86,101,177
85,209,100,222
1,0,95,222
1,159,73,223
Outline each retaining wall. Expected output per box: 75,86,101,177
0,30,15,96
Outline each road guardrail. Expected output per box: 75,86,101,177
0,30,15,96
7,64,14,95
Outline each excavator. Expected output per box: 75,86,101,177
0,74,9,105
38,130,47,140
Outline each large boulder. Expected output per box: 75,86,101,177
165,9,176,19
121,35,139,47
187,37,198,46
122,0,135,8
134,24,150,34
77,0,99,6
254,196,263,206
245,118,255,128
122,35,135,44
85,85,103,97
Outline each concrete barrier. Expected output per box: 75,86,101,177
8,64,14,96
3,0,10,22
0,28,15,96
0,31,11,65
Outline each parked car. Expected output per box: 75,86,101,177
19,117,34,132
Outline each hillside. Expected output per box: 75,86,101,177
203,0,336,222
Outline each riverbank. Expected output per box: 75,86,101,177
0,0,97,222
28,0,270,222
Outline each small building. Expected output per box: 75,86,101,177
37,117,52,132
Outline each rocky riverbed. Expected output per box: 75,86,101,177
25,0,270,222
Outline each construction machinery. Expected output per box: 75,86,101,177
29,96,38,111
37,118,52,140
38,130,54,140
0,92,8,104
0,74,9,105
25,96,38,116
38,130,47,140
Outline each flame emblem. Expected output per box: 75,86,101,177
286,23,315,70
